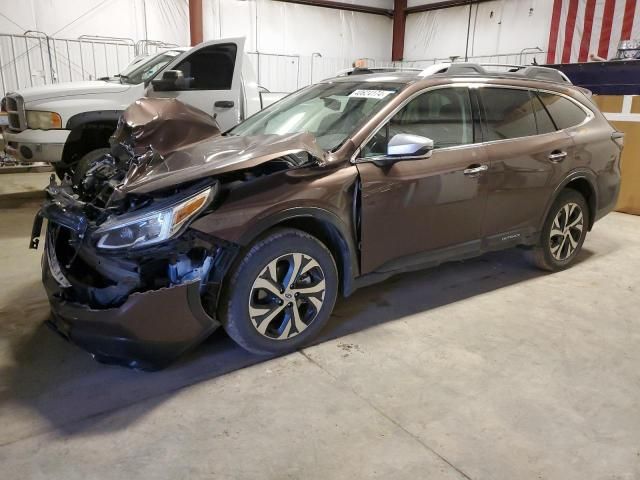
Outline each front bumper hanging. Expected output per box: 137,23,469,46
42,247,221,369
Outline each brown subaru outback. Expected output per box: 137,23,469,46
32,64,623,369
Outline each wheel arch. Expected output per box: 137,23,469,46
61,110,122,168
544,170,598,231
238,207,360,297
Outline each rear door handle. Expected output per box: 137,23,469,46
214,100,234,108
548,150,567,162
463,164,488,176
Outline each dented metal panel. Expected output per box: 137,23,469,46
119,131,327,194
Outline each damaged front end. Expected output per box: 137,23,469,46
32,174,233,369
31,97,326,369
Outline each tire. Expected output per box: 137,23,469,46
71,148,110,185
219,228,338,355
528,189,589,271
53,164,69,181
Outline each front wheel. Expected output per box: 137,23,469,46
528,189,589,271
219,228,338,355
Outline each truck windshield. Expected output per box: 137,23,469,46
229,81,405,151
118,50,183,85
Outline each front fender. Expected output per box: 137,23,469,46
190,164,360,293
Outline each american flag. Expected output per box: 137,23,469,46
547,0,640,64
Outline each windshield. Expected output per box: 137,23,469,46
119,50,183,85
229,81,405,151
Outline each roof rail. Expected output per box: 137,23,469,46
518,66,571,83
418,62,572,84
446,63,488,75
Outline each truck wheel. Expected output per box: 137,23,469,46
53,164,69,180
71,148,110,185
219,228,338,355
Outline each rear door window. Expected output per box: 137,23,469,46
480,88,537,141
537,92,588,130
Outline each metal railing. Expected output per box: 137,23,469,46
0,33,178,95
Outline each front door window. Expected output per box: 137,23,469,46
362,87,474,158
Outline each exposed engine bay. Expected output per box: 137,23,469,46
31,98,320,312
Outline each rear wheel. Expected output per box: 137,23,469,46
529,189,589,271
219,228,338,355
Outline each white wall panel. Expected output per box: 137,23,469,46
404,0,554,61
204,0,391,59
0,0,392,94
0,0,390,59
0,0,150,42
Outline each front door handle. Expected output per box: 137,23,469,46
463,164,488,176
548,150,567,162
214,100,234,108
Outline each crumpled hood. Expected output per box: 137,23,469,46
119,131,327,194
111,97,221,156
16,80,130,103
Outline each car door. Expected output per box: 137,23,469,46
147,38,245,130
355,86,490,274
478,87,576,248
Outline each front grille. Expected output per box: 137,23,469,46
3,94,25,131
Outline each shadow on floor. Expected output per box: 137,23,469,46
0,246,595,441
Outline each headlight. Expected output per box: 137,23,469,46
95,187,213,250
26,110,62,130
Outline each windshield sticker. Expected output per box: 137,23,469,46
349,89,394,99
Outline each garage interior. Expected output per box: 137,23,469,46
1,1,640,479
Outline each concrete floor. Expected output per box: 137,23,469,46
1,198,640,480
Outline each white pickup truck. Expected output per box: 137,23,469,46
2,38,283,177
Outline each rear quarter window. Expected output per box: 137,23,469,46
537,92,588,130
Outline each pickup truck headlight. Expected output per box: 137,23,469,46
95,187,213,250
26,110,62,130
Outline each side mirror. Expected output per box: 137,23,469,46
387,133,434,158
150,70,190,91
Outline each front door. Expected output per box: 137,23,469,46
356,86,489,274
147,38,245,130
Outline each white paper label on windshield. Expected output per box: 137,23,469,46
349,89,394,100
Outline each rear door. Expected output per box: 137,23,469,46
147,38,245,130
478,86,576,247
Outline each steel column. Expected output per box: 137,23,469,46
189,0,204,46
392,0,407,61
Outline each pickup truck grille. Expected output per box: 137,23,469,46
4,94,26,131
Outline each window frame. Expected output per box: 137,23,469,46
535,89,592,131
172,42,238,91
475,85,594,144
352,83,595,164
353,84,480,163
531,92,559,133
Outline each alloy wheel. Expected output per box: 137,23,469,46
248,253,326,340
549,202,584,261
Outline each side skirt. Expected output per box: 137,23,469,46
350,229,540,295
